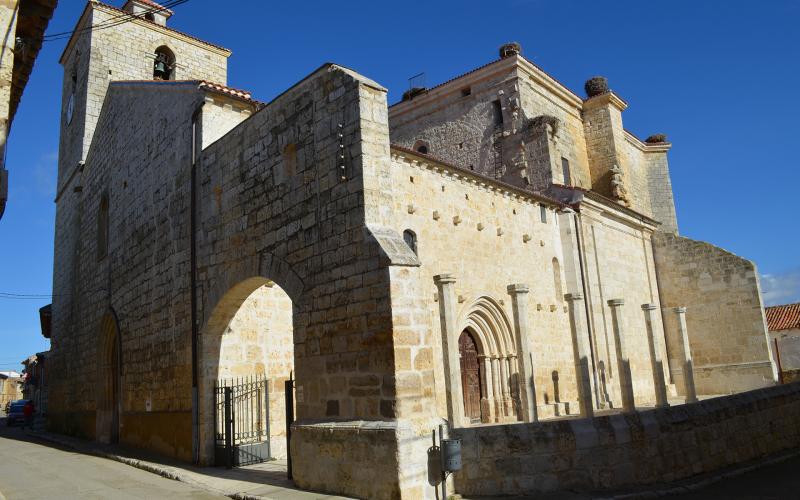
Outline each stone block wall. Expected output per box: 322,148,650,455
575,199,670,409
57,2,229,193
47,82,209,460
454,382,800,496
653,232,776,395
195,64,439,498
620,135,677,233
0,0,16,176
387,149,579,416
389,56,592,191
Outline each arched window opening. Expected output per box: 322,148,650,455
403,229,417,255
413,140,429,155
145,12,155,22
552,257,563,302
97,194,109,261
153,46,175,80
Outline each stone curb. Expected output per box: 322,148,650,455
25,430,272,500
594,447,800,499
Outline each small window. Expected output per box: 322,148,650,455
97,194,110,261
561,157,571,185
413,140,429,155
461,87,471,97
492,100,503,125
540,205,547,223
145,12,155,22
403,229,418,255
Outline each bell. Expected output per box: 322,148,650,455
154,60,168,79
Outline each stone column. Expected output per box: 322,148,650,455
607,299,635,412
674,307,698,404
507,284,537,422
433,274,465,427
480,355,494,422
491,356,502,418
642,304,669,408
500,356,511,417
565,292,594,418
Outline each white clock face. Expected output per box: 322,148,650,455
66,93,75,125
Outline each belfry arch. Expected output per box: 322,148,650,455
457,296,519,423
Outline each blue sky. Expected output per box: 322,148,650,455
1,0,798,371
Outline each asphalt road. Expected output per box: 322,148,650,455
0,419,225,500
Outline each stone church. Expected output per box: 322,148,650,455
47,1,777,498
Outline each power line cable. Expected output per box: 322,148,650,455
43,0,189,42
43,0,187,40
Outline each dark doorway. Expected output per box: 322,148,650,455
459,330,482,423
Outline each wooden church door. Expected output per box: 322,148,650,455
459,330,482,423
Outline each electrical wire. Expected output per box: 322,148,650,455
43,0,190,43
43,0,187,40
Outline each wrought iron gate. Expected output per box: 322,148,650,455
214,375,271,467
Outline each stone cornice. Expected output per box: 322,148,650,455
624,130,672,153
582,91,628,112
390,145,566,210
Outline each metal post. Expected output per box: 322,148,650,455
285,376,294,480
775,338,784,385
264,377,271,458
439,424,446,500
224,387,233,469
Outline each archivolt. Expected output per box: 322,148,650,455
457,295,515,357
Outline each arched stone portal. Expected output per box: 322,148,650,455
97,310,121,443
199,275,295,465
458,296,519,423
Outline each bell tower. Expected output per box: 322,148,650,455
55,0,231,192
52,0,232,358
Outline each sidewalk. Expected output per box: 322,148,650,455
26,430,351,500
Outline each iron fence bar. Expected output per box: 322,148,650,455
224,386,232,469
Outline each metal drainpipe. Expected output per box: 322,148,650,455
572,211,601,409
191,103,203,464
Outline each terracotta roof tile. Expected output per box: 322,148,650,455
766,303,800,332
110,79,263,107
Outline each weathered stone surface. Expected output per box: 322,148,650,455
454,382,800,496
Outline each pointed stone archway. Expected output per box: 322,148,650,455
97,309,122,444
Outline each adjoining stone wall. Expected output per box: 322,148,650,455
653,232,776,395
454,382,800,496
620,135,677,233
0,0,17,168
195,64,439,499
771,329,800,373
575,200,670,409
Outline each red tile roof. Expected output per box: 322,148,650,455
110,79,263,107
198,80,263,106
766,303,800,332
